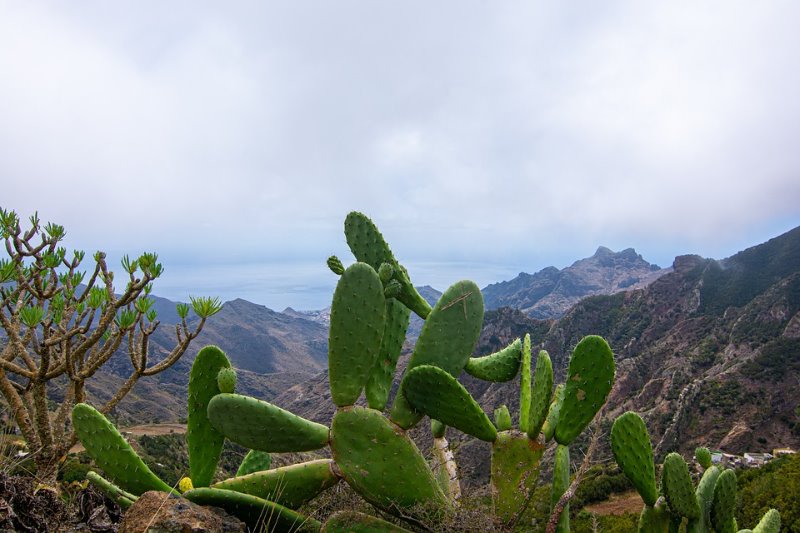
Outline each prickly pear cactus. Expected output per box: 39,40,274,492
491,431,544,523
328,262,386,407
610,412,658,506
662,452,700,520
555,335,615,446
527,349,553,439
519,334,532,433
711,469,737,533
542,383,565,442
552,444,571,533
464,338,522,383
187,345,232,487
71,403,173,495
208,394,329,452
494,405,512,431
329,407,448,518
236,449,272,476
365,298,410,411
695,446,712,470
216,367,237,394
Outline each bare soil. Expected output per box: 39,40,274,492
69,423,186,454
583,490,643,516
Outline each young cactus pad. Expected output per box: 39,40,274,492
695,446,712,470
236,449,272,476
207,394,329,452
494,405,512,431
328,262,387,407
711,469,737,533
330,407,448,516
610,411,658,506
519,334,532,433
552,444,571,533
691,465,721,533
86,471,137,509
365,298,411,410
216,367,237,394
187,345,231,487
343,211,431,319
542,383,565,442
527,349,553,439
390,279,484,429
554,335,615,445
752,509,781,533
71,403,173,495
212,459,339,509
464,338,522,382
661,452,700,520
402,365,497,442
183,487,321,533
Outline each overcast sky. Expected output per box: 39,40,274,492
2,2,799,310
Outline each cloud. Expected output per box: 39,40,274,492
1,1,799,306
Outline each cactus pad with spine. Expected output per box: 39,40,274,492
187,345,231,487
639,502,671,533
184,487,321,533
343,212,431,318
322,511,413,533
662,452,700,519
213,459,339,509
552,444,571,533
711,469,737,533
236,449,273,476
527,349,553,438
390,279,484,429
402,365,497,442
491,430,544,523
208,394,329,452
494,405,512,431
330,407,447,516
464,338,522,382
554,335,615,445
329,262,387,407
71,403,173,495
519,334,532,432
542,384,565,442
216,367,236,394
695,447,712,469
752,509,781,533
610,412,657,506
365,298,411,410
691,464,720,533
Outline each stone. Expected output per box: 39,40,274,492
118,491,245,533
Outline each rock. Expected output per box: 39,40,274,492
118,491,245,533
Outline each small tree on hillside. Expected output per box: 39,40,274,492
0,209,222,485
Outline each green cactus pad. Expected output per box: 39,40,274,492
519,334,532,433
542,384,565,442
691,464,720,533
322,511,413,533
662,452,700,520
752,509,781,533
184,487,321,532
329,262,387,407
236,449,273,477
464,338,522,382
491,431,544,523
695,447,712,470
213,459,339,509
71,403,173,495
494,405,512,431
365,298,411,411
208,394,329,452
216,367,237,394
554,335,615,446
187,345,231,487
431,419,446,439
552,444,571,533
330,407,447,517
610,412,657,506
527,349,553,439
86,471,137,509
343,212,431,318
711,469,737,533
327,255,345,276
402,365,497,442
639,502,671,533
390,279,484,429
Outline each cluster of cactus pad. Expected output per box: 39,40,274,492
71,212,617,532
611,412,781,533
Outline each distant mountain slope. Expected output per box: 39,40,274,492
482,246,667,318
274,226,800,487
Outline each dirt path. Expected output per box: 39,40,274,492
583,490,643,516
69,423,186,454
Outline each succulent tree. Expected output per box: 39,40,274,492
0,208,221,485
610,411,781,533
